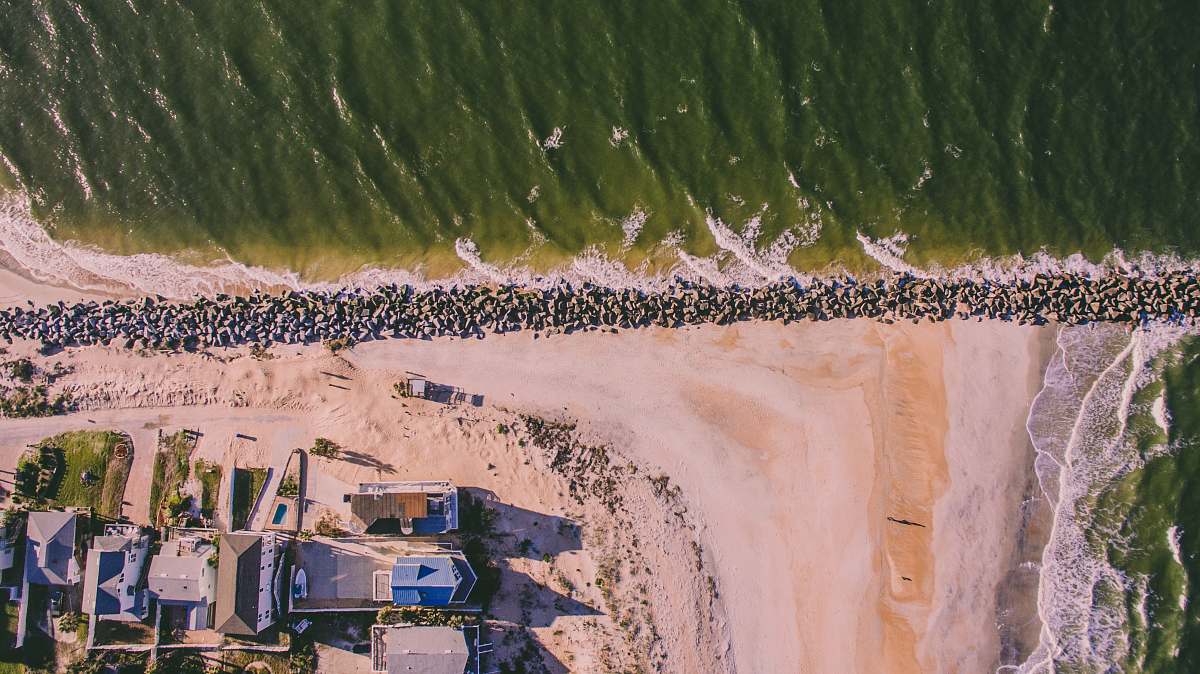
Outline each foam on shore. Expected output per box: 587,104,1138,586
1016,324,1190,674
6,190,1200,302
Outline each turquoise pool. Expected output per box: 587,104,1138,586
272,502,288,525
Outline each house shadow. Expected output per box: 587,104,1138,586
494,568,602,628
339,450,396,473
484,620,572,674
465,488,582,559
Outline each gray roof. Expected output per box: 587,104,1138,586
25,512,77,586
292,540,394,610
93,535,131,552
82,532,148,620
383,626,469,674
215,533,268,635
149,555,211,603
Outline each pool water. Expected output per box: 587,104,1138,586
271,502,289,525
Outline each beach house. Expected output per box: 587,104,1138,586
385,555,476,607
291,539,476,612
346,481,459,535
82,524,150,622
24,511,82,588
215,531,282,635
370,624,480,674
148,534,216,630
16,511,84,646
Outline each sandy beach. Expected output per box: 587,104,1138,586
0,268,1052,673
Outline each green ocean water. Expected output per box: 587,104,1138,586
1,1,1199,279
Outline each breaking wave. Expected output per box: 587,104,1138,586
7,190,1200,302
1013,323,1191,673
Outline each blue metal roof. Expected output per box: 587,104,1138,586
389,556,474,607
391,588,422,604
449,557,477,604
410,516,450,535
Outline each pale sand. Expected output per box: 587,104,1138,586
0,267,110,307
0,271,1051,673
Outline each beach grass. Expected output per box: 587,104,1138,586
194,460,223,517
148,430,193,526
231,467,268,530
215,647,295,674
34,430,130,518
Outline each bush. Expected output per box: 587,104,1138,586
314,512,346,537
149,651,205,674
3,358,34,382
194,460,222,517
0,507,27,533
13,444,63,501
289,636,317,674
377,605,474,628
68,652,147,674
149,431,193,526
249,344,275,361
58,611,84,632
0,385,70,418
278,475,299,497
323,337,354,354
310,437,341,459
165,492,193,519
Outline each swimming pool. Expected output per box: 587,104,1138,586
272,502,288,525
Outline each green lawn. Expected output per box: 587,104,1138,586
194,460,223,517
0,601,22,673
35,431,131,518
231,467,268,530
148,431,193,526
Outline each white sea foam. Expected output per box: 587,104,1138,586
703,211,797,283
913,159,932,190
452,237,512,286
6,187,1200,301
619,208,648,250
1151,391,1171,436
787,176,823,248
1168,525,1188,611
524,217,547,246
542,127,564,150
1015,323,1193,674
855,231,930,277
0,192,314,298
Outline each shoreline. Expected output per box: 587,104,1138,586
7,190,1200,304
